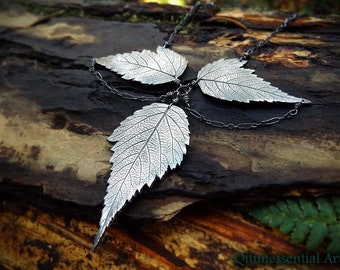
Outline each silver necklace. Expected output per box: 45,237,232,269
90,2,310,249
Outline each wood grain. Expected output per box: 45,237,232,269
0,1,339,268
2,191,338,270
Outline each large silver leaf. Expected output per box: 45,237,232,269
197,58,311,103
93,103,190,249
96,46,188,85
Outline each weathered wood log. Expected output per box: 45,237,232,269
1,189,339,270
0,1,339,269
1,8,338,208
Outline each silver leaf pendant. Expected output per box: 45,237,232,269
197,58,311,103
96,46,188,84
93,47,310,249
93,103,190,249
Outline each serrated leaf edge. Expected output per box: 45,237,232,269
96,46,188,85
93,103,190,249
197,58,311,104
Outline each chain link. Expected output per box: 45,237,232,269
89,58,163,102
163,1,215,48
185,102,302,130
240,13,298,61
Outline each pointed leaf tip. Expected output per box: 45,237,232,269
94,103,190,247
197,58,308,103
93,232,102,251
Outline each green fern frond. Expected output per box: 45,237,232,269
249,196,340,254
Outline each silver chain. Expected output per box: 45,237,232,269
90,2,302,130
89,58,193,103
240,13,298,61
163,1,215,48
185,102,302,129
89,58,162,102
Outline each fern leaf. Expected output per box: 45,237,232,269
328,224,340,254
286,198,303,218
279,217,295,234
307,222,328,250
299,198,319,219
317,197,336,221
291,220,310,244
331,196,340,215
249,196,340,253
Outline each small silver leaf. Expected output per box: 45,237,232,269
197,58,311,103
96,46,188,85
93,103,190,249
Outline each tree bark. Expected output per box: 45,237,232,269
0,1,339,269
